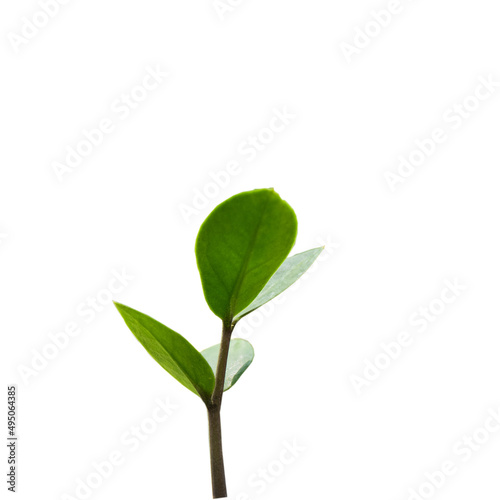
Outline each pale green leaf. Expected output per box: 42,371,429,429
233,247,324,322
201,339,254,391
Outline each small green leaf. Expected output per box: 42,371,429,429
233,247,324,322
201,339,254,391
114,302,215,403
195,188,297,323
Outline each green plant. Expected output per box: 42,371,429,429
114,188,323,498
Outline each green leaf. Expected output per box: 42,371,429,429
233,247,324,322
201,339,255,391
114,302,215,403
195,188,297,323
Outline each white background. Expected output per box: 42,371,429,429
1,1,500,499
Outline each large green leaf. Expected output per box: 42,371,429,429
195,188,297,323
114,303,215,403
233,247,324,322
201,339,254,391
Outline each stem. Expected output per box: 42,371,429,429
212,322,234,409
207,406,227,498
207,321,234,498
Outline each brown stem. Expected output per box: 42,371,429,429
212,322,234,409
207,406,227,498
207,321,234,498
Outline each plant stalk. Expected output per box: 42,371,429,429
207,321,234,498
207,406,227,498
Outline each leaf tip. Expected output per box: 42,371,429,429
113,301,129,317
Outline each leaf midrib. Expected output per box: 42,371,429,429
227,195,272,322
